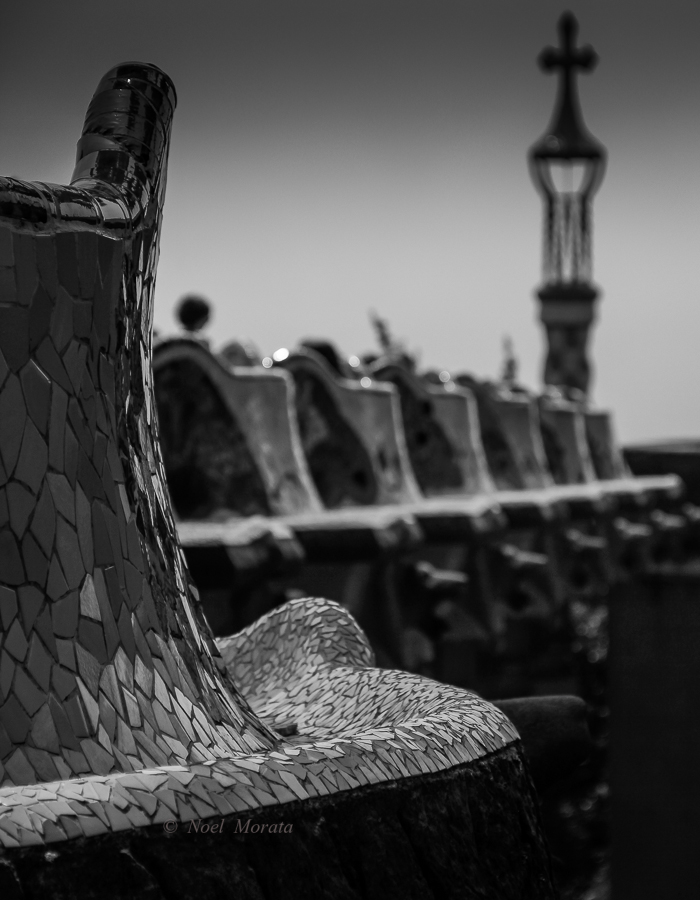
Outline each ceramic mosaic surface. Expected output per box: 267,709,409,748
0,63,518,848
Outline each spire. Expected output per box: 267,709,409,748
529,13,607,397
530,12,605,163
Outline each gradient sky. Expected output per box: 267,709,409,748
1,0,698,443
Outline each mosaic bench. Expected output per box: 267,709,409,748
586,407,700,557
153,337,499,669
278,347,506,543
538,389,691,565
0,63,557,897
153,336,423,563
446,374,663,573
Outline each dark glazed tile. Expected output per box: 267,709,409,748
55,518,84,590
17,586,43,633
0,585,18,629
51,592,79,638
98,351,116,398
25,747,60,782
117,605,136,661
47,472,75,525
73,300,93,338
81,738,114,775
0,267,17,305
76,230,98,298
0,348,9,389
125,517,144,569
20,532,49,589
47,382,68,471
35,336,73,394
93,432,108,479
0,530,25,585
20,360,51,433
98,698,116,741
68,396,91,456
0,375,27,475
61,747,91,773
51,666,75,700
75,644,101,697
13,666,45,716
4,619,28,661
56,638,76,672
78,451,105,502
7,483,34,537
35,234,58,289
32,606,58,663
46,557,69,602
55,233,81,297
99,665,125,718
48,695,80,750
0,696,31,743
0,651,14,699
101,504,125,587
50,287,74,353
29,483,56,558
75,484,94,570
78,620,108,665
104,567,123,620
79,574,101,621
63,341,88,394
13,234,38,307
64,694,91,739
64,425,79,487
27,634,52,692
92,502,115,567
100,462,119,515
0,226,14,266
123,561,142,608
28,283,54,351
3,747,36,784
0,306,29,371
95,597,120,661
14,420,48,495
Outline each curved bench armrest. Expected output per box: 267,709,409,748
218,597,374,699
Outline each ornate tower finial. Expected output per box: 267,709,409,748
529,12,607,397
501,336,519,387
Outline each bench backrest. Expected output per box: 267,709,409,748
453,376,556,491
584,410,630,480
279,349,424,507
370,363,495,497
538,394,597,485
153,338,323,517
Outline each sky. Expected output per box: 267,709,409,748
1,0,698,444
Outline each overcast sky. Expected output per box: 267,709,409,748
1,0,698,443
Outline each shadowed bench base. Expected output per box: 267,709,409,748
0,745,556,900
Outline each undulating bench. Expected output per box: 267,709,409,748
0,63,557,898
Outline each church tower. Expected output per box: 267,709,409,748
529,12,606,397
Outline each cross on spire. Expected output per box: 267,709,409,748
538,12,598,81
531,11,604,161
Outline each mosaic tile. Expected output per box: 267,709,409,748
0,376,26,475
7,483,34,538
0,62,522,851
